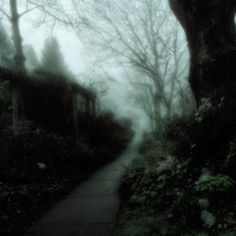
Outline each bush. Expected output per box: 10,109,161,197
92,112,134,151
117,143,236,235
0,120,132,236
116,99,236,236
194,173,235,194
0,125,120,183
163,109,236,175
117,216,158,236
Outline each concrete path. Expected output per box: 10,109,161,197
28,133,141,236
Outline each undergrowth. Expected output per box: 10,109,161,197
115,107,236,236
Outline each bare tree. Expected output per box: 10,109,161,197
80,0,191,127
85,0,192,130
26,0,193,130
129,75,158,131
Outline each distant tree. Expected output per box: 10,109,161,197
35,0,191,129
78,0,187,120
26,0,193,130
41,36,72,77
0,22,14,68
24,45,40,71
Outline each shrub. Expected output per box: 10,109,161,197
163,107,236,175
92,112,134,150
194,173,235,194
119,216,157,236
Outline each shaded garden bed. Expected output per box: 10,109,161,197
0,122,133,236
114,114,236,236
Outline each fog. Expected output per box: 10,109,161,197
1,2,236,235
0,0,190,133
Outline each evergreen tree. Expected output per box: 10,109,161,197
0,23,14,68
24,45,40,71
41,36,72,77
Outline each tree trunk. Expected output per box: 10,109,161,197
9,0,26,129
169,0,236,170
10,0,26,75
169,0,236,107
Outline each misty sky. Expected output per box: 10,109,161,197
1,0,188,132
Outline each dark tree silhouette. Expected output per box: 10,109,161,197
0,23,14,68
41,36,70,76
0,0,40,128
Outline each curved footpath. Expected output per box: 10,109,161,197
28,132,142,236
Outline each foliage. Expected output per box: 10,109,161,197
116,112,236,235
22,72,73,134
0,68,133,235
91,112,134,152
24,45,40,71
0,64,133,235
0,113,132,235
194,173,235,194
116,215,158,236
0,180,71,236
1,128,88,182
40,36,72,77
0,127,93,235
0,23,14,68
164,102,236,173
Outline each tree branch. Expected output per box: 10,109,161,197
28,0,74,26
19,6,39,18
0,8,10,20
